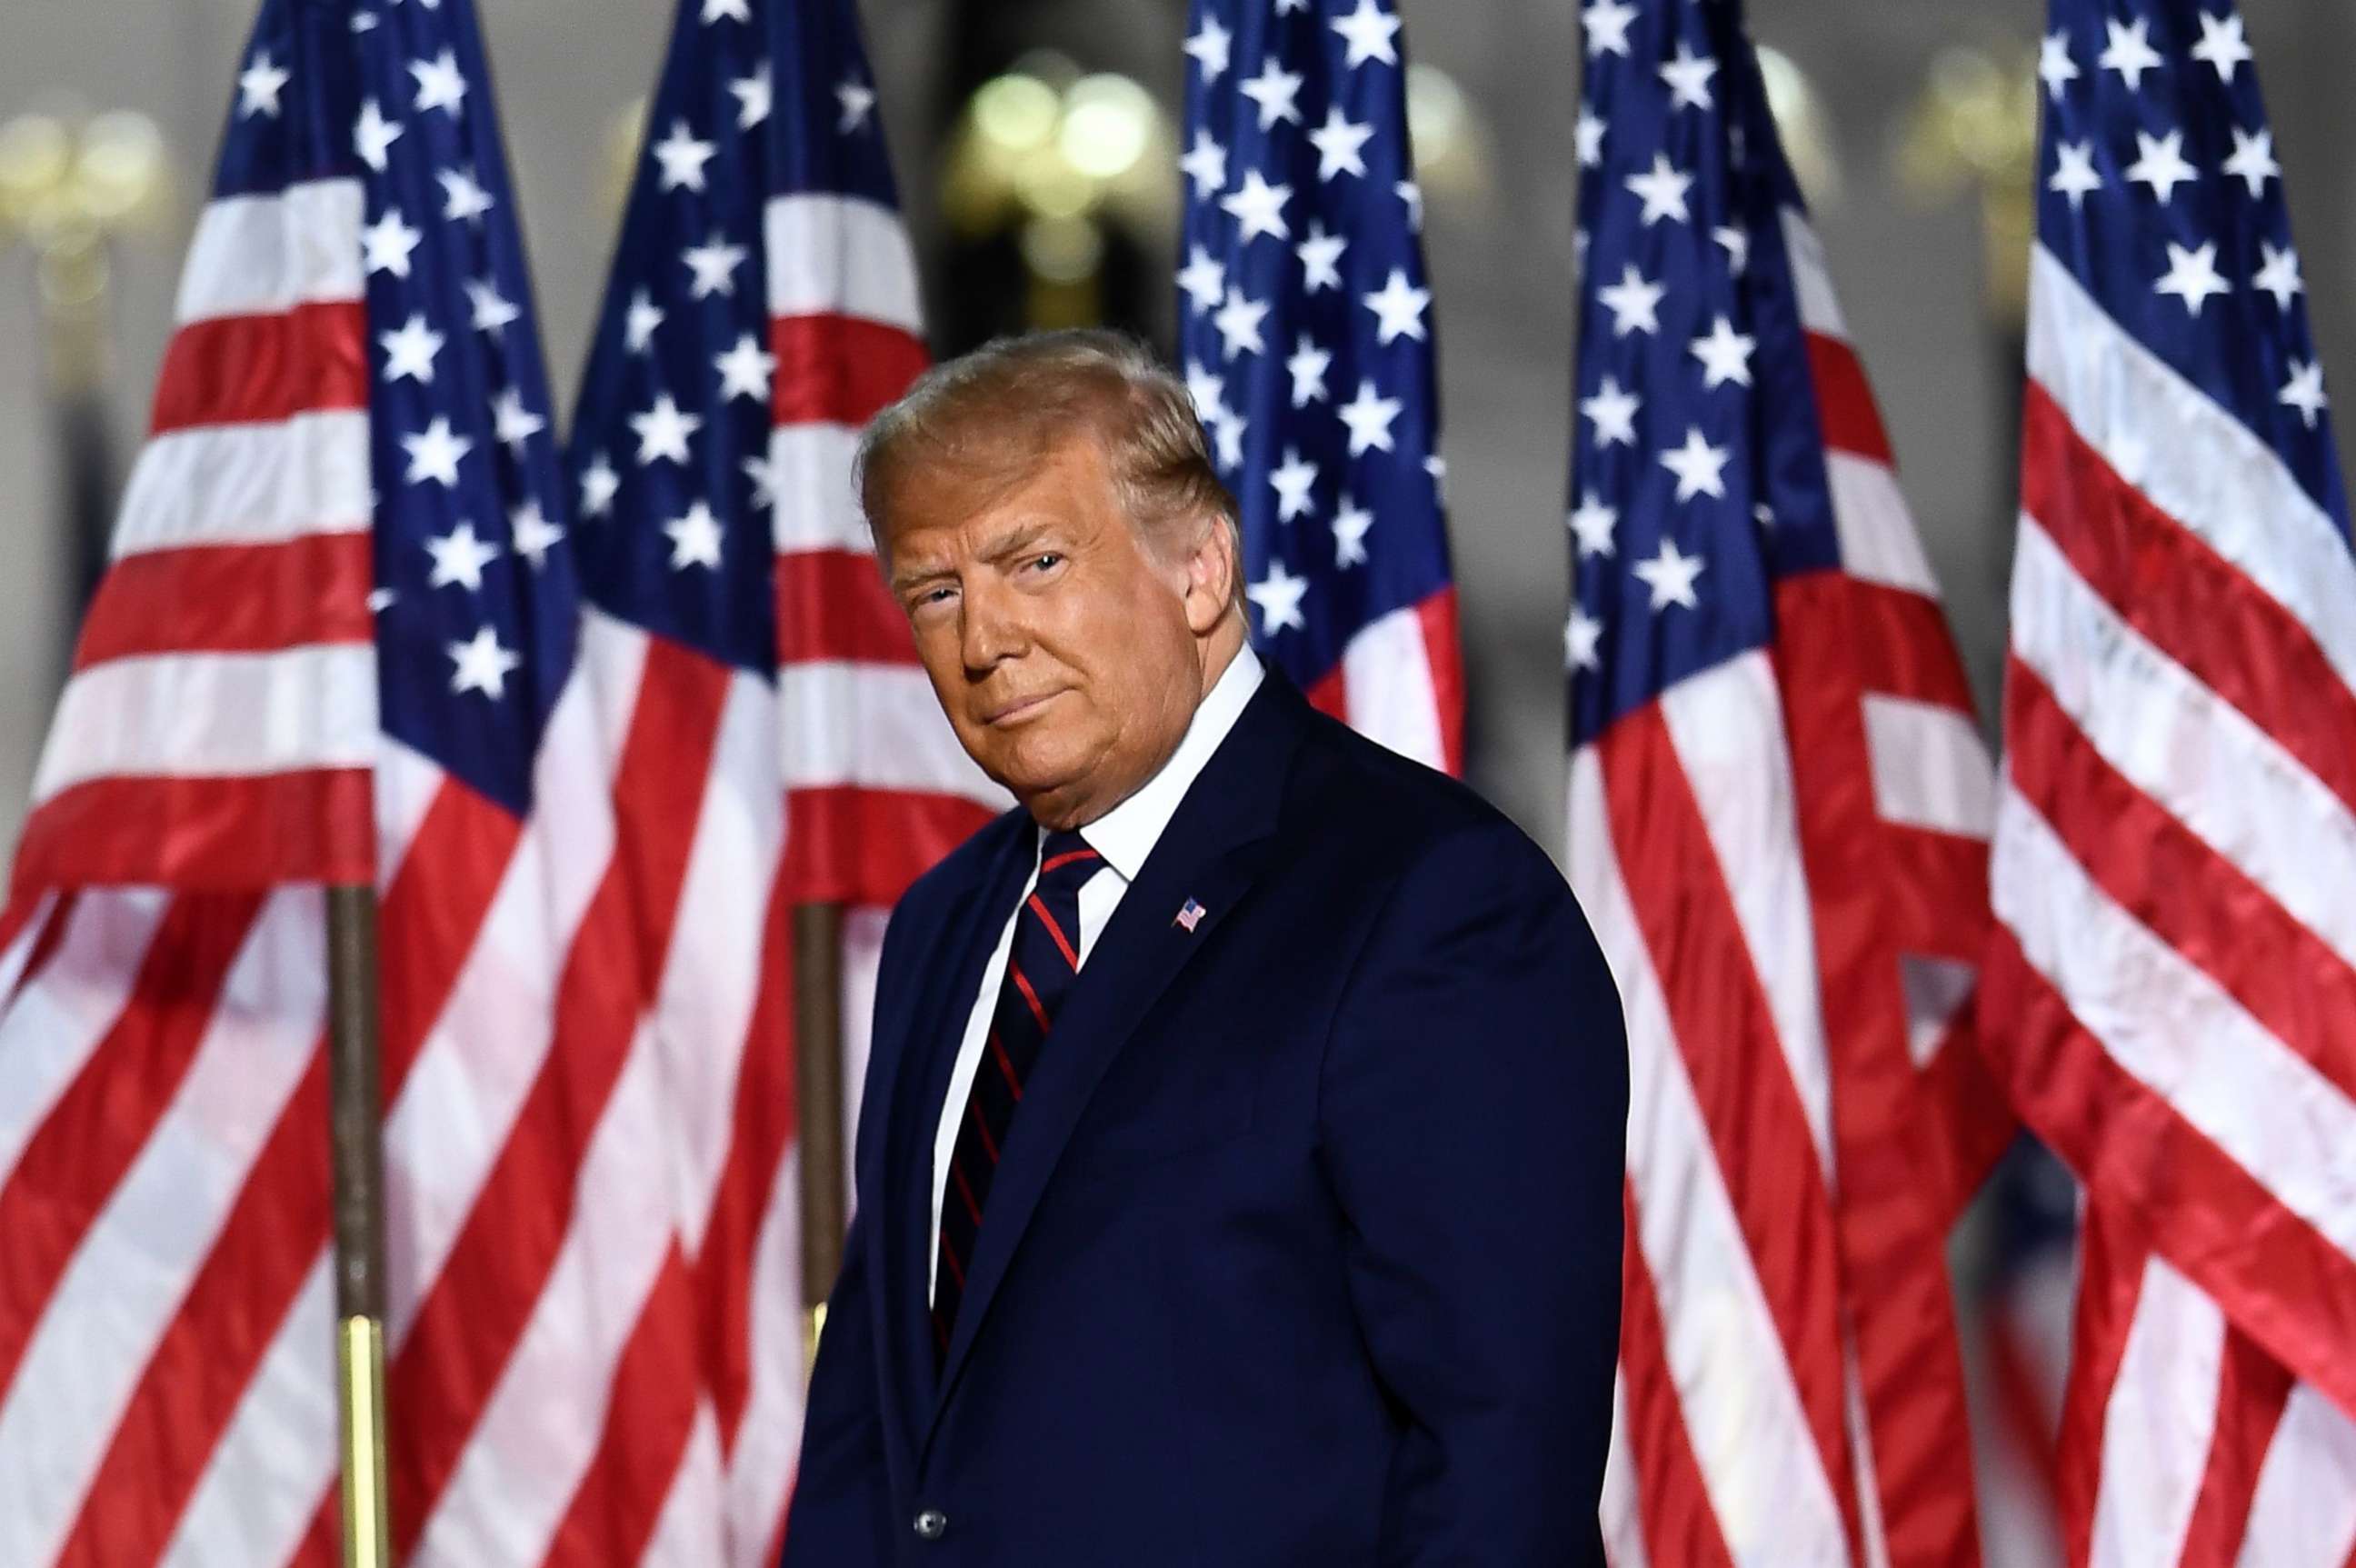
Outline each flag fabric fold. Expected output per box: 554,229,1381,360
1567,1,2002,1563
1983,2,2356,1559
1176,0,1463,774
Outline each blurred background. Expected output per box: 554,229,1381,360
0,0,2348,1553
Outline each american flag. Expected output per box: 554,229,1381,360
0,0,694,1562
562,0,1002,1559
1564,2,2010,1563
1981,2,2356,1559
1176,0,1463,774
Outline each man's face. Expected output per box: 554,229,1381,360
883,435,1213,828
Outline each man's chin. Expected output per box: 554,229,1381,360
990,750,1099,827
1005,778,1085,825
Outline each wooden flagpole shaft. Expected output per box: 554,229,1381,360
325,884,393,1568
794,902,848,1368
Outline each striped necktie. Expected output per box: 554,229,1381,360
933,828,1102,1356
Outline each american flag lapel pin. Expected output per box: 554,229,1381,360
1173,898,1207,933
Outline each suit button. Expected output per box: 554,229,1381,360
913,1509,948,1542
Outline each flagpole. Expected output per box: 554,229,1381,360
325,884,394,1568
794,903,847,1368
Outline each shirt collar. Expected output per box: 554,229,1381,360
1063,644,1264,884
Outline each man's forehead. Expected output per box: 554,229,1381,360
884,438,1110,554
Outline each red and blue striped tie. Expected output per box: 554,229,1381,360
933,829,1102,1356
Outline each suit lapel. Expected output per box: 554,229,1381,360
923,678,1307,1446
867,812,1036,1475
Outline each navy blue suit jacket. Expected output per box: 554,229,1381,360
784,674,1627,1565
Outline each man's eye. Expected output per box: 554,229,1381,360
1029,553,1063,573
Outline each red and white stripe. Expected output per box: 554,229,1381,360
14,179,375,894
1982,245,2356,1568
0,175,372,1565
1300,586,1465,777
764,191,1003,906
1576,209,2003,1568
0,662,638,1568
5,620,801,1568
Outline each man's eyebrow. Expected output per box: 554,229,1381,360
886,520,1065,594
888,557,955,594
974,522,1059,565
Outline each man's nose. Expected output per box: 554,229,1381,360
960,578,1028,673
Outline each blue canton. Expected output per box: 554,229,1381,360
2034,0,2349,533
566,0,899,678
1568,0,1846,748
220,0,577,814
1177,0,1453,693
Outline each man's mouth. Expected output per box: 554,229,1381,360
982,690,1063,726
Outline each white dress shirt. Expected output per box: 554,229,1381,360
928,645,1265,1299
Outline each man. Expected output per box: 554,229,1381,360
785,332,1626,1565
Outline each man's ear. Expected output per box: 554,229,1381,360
1180,514,1240,635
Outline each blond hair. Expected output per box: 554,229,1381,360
856,329,1241,581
